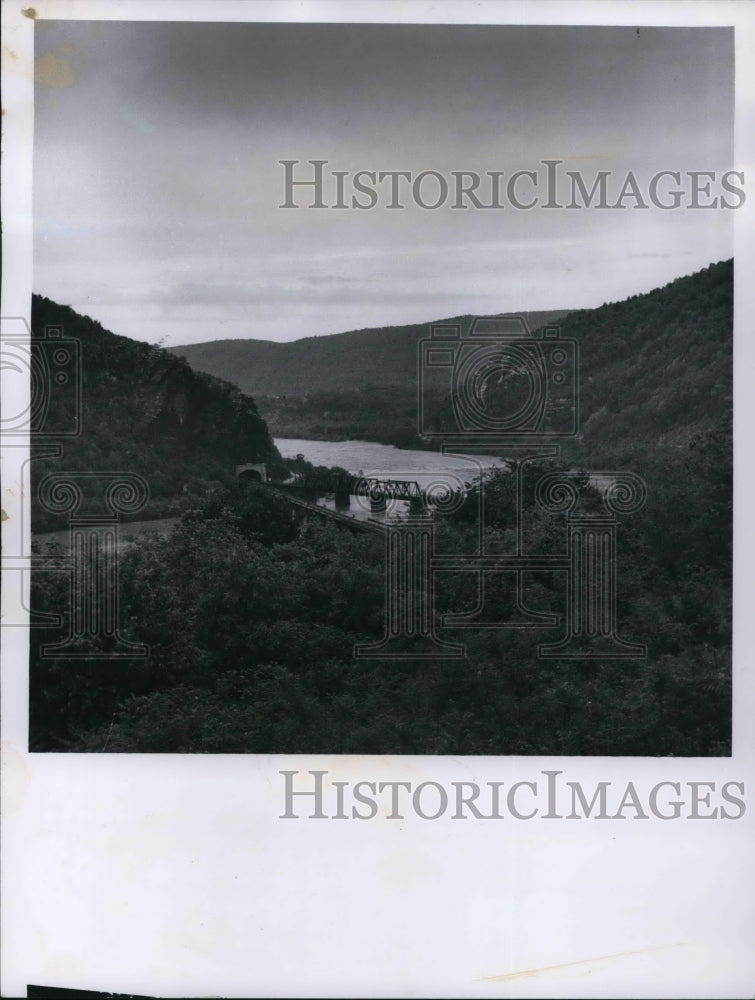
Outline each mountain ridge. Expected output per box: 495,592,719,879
169,310,573,397
169,261,732,458
30,295,285,529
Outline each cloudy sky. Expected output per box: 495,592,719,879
33,20,734,345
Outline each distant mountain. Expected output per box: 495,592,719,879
170,310,572,395
28,271,733,756
172,261,732,461
31,295,285,530
170,310,572,448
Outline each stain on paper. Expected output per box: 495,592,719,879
478,943,682,982
34,50,74,88
1,743,31,813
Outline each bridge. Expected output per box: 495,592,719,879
235,462,437,525
265,484,385,535
353,478,423,501
353,477,427,513
274,476,431,515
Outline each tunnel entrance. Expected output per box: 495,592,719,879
235,463,267,484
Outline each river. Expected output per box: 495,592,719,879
274,437,508,523
274,437,506,478
33,441,508,545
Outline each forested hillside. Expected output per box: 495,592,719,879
172,310,570,447
30,446,731,756
273,261,731,450
171,310,570,395
31,295,285,530
172,263,732,458
558,259,732,464
28,261,732,755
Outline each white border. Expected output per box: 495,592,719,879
2,2,754,997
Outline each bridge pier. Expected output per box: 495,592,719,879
370,494,387,513
335,489,351,510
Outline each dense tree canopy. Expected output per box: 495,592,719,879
29,261,732,754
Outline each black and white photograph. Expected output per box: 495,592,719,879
26,16,736,756
2,1,754,996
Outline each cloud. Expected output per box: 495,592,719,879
33,21,734,344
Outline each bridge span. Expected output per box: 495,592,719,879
265,484,386,535
237,467,439,530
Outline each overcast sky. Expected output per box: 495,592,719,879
33,21,734,345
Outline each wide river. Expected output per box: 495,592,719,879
273,439,508,522
274,438,506,478
33,440,508,545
